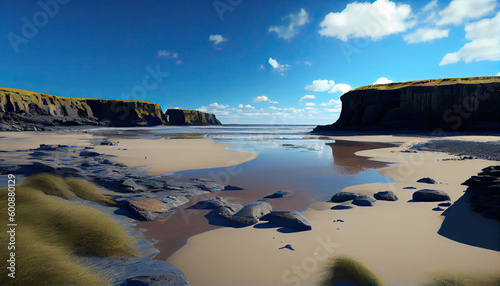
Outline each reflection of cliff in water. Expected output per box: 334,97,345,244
327,140,396,175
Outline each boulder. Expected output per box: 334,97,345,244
224,185,244,191
120,196,187,221
79,150,101,157
191,197,228,209
412,189,450,202
417,177,437,184
373,191,398,201
331,204,354,210
352,195,376,207
331,192,358,203
227,200,272,225
264,191,292,199
261,211,312,231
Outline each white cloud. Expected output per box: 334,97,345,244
497,72,500,76
268,57,290,72
319,0,414,41
209,103,227,109
403,27,449,43
209,34,227,45
440,11,500,65
328,83,351,94
320,99,342,107
304,80,335,92
238,104,254,109
325,108,342,113
304,61,312,66
304,80,351,94
373,77,394,85
437,0,497,26
259,64,265,70
157,50,170,57
253,95,278,104
305,107,314,110
269,8,310,40
306,102,316,106
299,95,316,101
172,53,178,59
269,106,278,110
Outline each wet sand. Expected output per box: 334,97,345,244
167,135,500,286
139,141,394,261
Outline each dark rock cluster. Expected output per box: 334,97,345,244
462,166,500,221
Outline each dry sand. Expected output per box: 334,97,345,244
0,131,258,176
167,135,500,286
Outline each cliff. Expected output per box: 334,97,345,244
166,109,222,125
0,88,221,131
314,77,500,133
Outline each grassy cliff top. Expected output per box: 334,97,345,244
351,76,500,92
0,87,160,105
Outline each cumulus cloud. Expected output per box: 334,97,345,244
209,34,227,45
306,102,316,106
304,80,351,94
403,27,449,43
319,0,414,41
197,102,229,113
299,95,316,101
157,50,180,59
253,95,278,104
268,57,290,72
269,8,310,40
437,0,497,26
373,77,394,85
320,99,342,107
328,83,351,94
209,103,227,109
304,61,312,66
497,72,500,76
440,11,500,65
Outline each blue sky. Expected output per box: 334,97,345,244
1,0,499,124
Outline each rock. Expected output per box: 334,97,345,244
79,150,101,157
120,196,185,221
438,202,452,207
217,203,244,218
352,195,376,207
373,191,398,201
463,168,500,221
417,177,437,184
227,200,272,225
403,186,417,189
331,204,353,210
261,211,312,231
191,197,230,209
123,267,188,286
331,192,358,203
166,109,221,125
432,207,444,211
223,185,244,191
412,189,450,202
264,191,292,199
99,140,117,146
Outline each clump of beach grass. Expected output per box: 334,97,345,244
320,256,384,286
0,173,137,285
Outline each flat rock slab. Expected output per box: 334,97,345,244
412,189,450,202
261,211,312,231
264,191,292,199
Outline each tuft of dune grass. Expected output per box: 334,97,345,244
320,256,384,286
0,173,137,285
428,272,500,286
64,177,117,206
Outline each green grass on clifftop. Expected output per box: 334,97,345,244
352,76,500,92
0,173,136,285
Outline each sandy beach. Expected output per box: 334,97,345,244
167,135,500,286
0,131,258,176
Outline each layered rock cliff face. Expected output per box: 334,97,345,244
166,109,222,125
314,77,500,133
0,88,221,131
